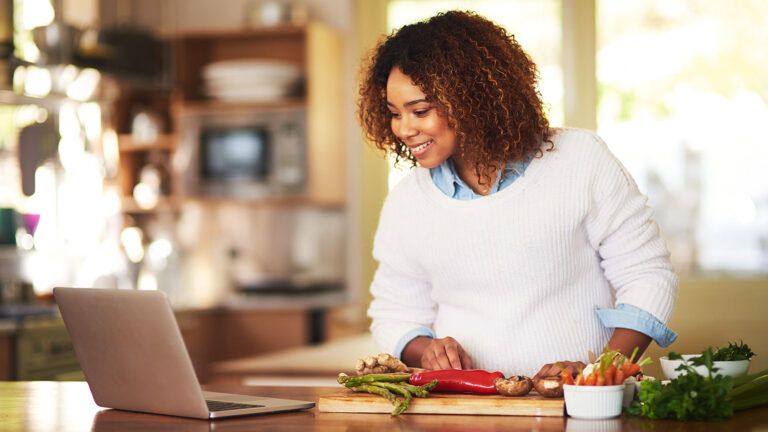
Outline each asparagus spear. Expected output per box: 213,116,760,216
349,384,406,416
399,379,438,397
349,384,398,403
336,372,435,416
371,382,413,415
369,379,439,414
337,372,412,386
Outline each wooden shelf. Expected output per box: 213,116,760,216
117,134,176,152
161,24,306,40
120,194,344,214
178,98,306,114
181,195,344,209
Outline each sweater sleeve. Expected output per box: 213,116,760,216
367,192,437,357
584,137,678,324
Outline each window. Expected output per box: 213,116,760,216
597,0,768,275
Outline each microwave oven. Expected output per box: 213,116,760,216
174,108,306,199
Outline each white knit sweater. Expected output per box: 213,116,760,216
367,128,677,377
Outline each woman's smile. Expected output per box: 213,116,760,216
408,139,434,157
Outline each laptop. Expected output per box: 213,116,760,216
53,287,315,419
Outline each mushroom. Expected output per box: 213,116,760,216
495,375,533,397
533,376,564,398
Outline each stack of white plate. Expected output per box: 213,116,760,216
201,59,302,102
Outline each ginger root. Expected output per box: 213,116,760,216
376,353,408,372
355,353,409,375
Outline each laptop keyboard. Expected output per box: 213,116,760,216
206,400,265,412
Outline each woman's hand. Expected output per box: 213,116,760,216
535,361,586,379
402,336,474,370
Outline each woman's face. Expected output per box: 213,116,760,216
386,67,458,168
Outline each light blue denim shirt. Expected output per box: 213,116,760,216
392,157,677,359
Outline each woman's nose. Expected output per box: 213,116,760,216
397,116,418,140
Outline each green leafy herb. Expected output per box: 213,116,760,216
627,349,768,421
627,349,733,420
711,341,755,361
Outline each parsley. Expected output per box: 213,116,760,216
711,341,755,362
627,349,734,420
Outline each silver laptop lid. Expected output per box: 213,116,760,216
54,287,210,419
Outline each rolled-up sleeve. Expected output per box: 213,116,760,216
597,303,678,347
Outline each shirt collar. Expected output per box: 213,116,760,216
430,157,531,200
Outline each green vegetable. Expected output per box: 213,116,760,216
627,350,768,421
371,381,413,415
627,350,733,420
732,368,768,388
337,372,437,416
337,372,411,386
349,384,404,414
730,368,768,411
711,341,756,361
398,380,439,397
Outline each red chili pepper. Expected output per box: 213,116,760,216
408,369,504,394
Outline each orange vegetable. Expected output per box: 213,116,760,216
585,372,597,386
561,370,574,385
604,365,616,386
575,372,585,386
624,363,641,377
614,367,625,385
596,371,606,386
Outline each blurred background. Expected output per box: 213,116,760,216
0,0,765,384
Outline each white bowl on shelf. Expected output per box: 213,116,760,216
563,384,625,419
202,59,301,81
660,355,749,380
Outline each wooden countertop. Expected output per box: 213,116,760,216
2,381,767,432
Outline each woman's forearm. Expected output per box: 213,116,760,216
608,328,652,358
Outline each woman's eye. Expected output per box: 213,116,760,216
414,109,431,117
389,112,401,119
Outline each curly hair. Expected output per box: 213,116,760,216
358,10,553,186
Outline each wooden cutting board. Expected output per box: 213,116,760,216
319,390,564,416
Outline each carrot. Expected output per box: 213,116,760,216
596,371,606,386
585,372,597,386
561,370,574,385
604,365,616,386
614,367,625,385
575,372,585,386
623,356,653,378
624,363,641,377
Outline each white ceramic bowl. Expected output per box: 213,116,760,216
563,384,625,419
622,379,636,408
660,355,750,380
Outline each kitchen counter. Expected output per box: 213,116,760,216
0,318,16,335
1,381,767,431
210,332,377,384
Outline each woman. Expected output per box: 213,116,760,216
359,11,677,378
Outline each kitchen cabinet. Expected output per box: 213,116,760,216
174,307,345,384
115,23,346,210
0,330,12,380
0,316,82,381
